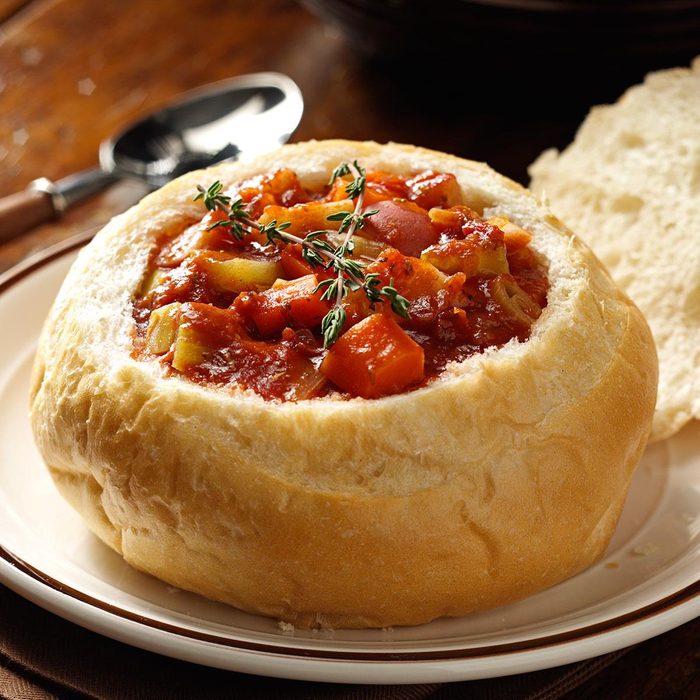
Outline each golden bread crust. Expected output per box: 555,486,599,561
30,140,657,628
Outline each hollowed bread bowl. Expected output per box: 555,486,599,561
29,140,658,628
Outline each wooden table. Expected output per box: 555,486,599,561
0,1,698,697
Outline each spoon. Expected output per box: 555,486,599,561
0,72,304,242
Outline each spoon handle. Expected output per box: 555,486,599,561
55,167,118,209
0,168,118,243
0,182,57,244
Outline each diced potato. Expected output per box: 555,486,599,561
170,303,248,371
271,277,295,290
258,199,353,235
199,255,284,293
138,268,168,297
145,303,181,355
172,325,209,371
421,239,508,277
489,276,542,326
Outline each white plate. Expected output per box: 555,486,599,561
0,236,698,684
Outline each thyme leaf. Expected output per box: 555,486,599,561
320,305,346,348
194,181,230,212
381,282,411,319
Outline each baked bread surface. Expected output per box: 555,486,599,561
30,140,657,628
530,58,700,442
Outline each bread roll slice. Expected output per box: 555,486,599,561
30,140,657,628
529,58,700,442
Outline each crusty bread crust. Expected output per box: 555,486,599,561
530,58,700,442
29,140,657,628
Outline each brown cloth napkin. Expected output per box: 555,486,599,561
1,584,698,700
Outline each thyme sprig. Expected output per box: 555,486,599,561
194,162,410,347
194,181,229,211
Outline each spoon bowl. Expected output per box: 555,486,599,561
102,73,303,187
0,72,303,242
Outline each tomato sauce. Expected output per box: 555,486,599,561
133,167,548,400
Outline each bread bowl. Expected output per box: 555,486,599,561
29,140,657,629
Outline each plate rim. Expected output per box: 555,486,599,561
1,235,698,682
0,228,95,295
1,545,699,662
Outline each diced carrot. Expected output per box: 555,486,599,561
234,274,331,337
363,171,410,203
230,169,308,208
327,176,352,201
233,189,277,220
321,314,424,398
407,171,462,210
235,292,286,336
262,168,309,206
280,244,316,279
